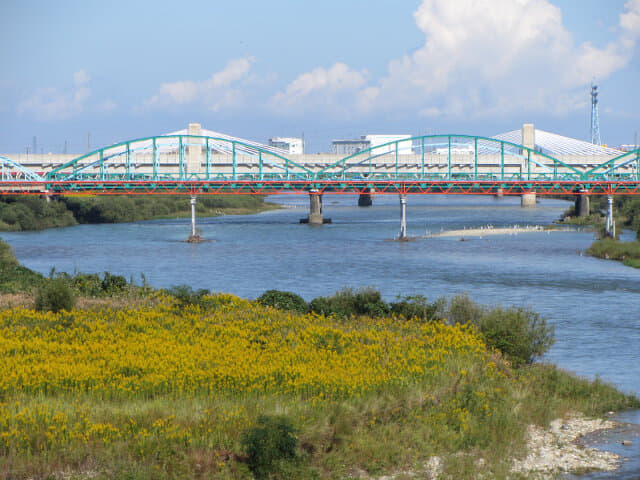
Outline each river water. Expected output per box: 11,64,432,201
2,194,640,476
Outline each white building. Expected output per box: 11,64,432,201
269,137,304,154
332,134,412,155
364,134,412,154
332,138,370,155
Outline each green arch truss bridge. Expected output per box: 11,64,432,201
2,134,640,196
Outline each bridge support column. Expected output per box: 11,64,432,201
605,195,616,238
187,195,202,242
575,191,590,217
358,188,374,207
521,193,536,207
307,190,323,225
399,194,407,240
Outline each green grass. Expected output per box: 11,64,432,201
2,364,637,480
0,195,277,232
0,239,45,293
1,245,639,479
586,237,640,268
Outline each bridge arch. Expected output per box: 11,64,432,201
318,135,583,182
45,135,314,182
1,156,45,182
584,148,640,180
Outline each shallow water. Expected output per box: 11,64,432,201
2,194,639,477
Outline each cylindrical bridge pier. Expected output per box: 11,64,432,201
399,194,407,240
605,195,616,238
187,195,203,242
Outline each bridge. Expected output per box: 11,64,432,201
1,123,639,239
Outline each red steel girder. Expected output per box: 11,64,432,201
3,180,640,195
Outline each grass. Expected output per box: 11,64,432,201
586,237,640,268
1,240,638,478
0,296,637,479
0,195,278,232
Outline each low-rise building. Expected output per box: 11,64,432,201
332,134,412,155
269,137,304,154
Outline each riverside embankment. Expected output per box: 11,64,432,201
2,194,640,478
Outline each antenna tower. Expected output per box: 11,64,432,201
590,84,601,145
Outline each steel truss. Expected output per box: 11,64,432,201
2,180,640,196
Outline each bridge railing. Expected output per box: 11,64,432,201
315,135,583,182
44,135,314,182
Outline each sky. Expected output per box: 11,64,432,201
1,0,639,153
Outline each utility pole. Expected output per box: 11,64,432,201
87,133,91,152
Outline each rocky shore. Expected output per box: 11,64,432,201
512,415,620,478
368,415,623,479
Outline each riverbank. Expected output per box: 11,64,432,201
1,241,639,479
556,198,640,269
0,194,278,232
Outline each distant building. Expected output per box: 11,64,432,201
332,138,371,155
332,134,412,155
619,145,639,152
364,134,412,154
435,146,474,155
269,137,304,154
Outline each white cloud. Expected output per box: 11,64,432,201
96,99,117,112
143,58,254,111
271,0,639,120
620,0,640,47
18,69,93,121
370,0,637,117
269,63,369,116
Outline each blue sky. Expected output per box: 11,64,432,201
1,0,639,153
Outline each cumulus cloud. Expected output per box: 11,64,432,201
18,69,92,121
269,63,369,116
272,0,639,119
143,58,254,111
620,0,640,47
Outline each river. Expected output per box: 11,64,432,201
2,194,640,477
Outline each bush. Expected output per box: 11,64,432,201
35,278,76,313
167,285,209,309
101,272,128,294
309,287,390,319
389,294,438,321
476,306,554,368
441,294,554,368
257,290,308,314
240,415,298,480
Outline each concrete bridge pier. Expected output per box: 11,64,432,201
399,194,408,240
358,188,374,207
605,195,616,238
187,195,202,242
575,190,590,217
307,190,324,225
521,193,537,207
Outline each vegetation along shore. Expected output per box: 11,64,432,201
559,195,640,268
0,195,277,232
1,239,638,479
